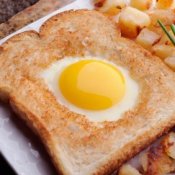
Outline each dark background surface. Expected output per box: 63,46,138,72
0,0,38,23
0,153,16,175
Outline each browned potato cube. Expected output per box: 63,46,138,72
164,57,175,70
95,0,127,16
140,143,175,174
152,44,175,59
163,132,175,158
104,6,121,16
119,164,141,175
147,10,175,27
94,0,106,8
156,0,175,9
136,28,161,49
158,30,174,46
130,0,153,11
119,7,151,38
139,153,148,172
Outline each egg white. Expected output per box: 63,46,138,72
40,56,139,122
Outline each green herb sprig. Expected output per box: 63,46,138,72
158,20,175,46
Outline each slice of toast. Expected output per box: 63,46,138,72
0,10,175,175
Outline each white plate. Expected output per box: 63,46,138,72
0,0,93,174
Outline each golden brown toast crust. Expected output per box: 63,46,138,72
1,10,175,175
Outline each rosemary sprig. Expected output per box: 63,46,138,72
157,19,175,46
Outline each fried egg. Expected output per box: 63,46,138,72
40,57,139,122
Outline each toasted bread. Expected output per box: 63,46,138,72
0,10,175,175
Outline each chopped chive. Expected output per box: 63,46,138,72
157,20,175,46
170,24,175,36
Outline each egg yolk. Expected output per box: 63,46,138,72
59,60,125,110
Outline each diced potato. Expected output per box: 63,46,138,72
140,146,175,174
152,44,175,59
95,0,127,16
156,0,175,9
147,9,175,27
104,6,121,16
94,0,106,8
158,30,174,46
119,7,151,38
138,134,175,175
136,28,161,49
130,0,153,11
139,153,148,172
147,25,166,36
103,0,127,9
163,132,175,158
118,164,141,175
165,57,175,70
